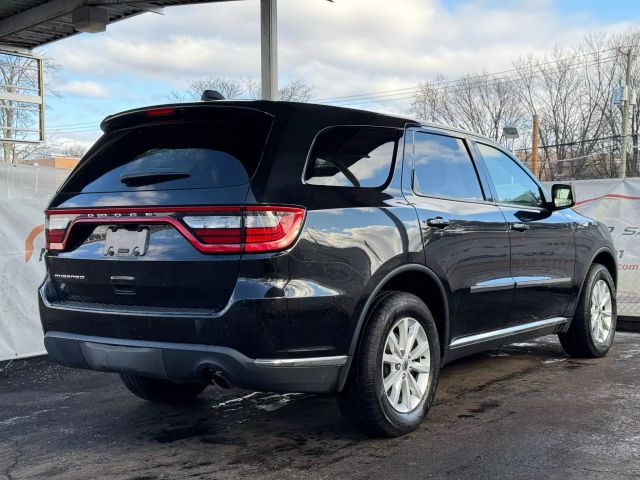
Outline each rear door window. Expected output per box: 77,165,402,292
62,119,272,193
412,132,484,201
304,126,399,188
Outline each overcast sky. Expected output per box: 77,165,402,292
41,0,639,150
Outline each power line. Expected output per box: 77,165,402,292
47,120,98,128
329,55,619,107
42,45,627,129
46,128,101,134
515,135,622,152
545,150,616,164
317,46,623,103
328,57,616,106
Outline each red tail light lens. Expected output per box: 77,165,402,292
183,207,305,252
145,107,176,117
183,213,243,248
44,206,306,254
45,213,78,250
243,207,305,252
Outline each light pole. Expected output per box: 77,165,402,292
620,47,635,179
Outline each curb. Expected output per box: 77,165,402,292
618,316,640,333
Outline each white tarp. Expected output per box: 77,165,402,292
567,178,640,317
1,164,70,361
1,167,639,361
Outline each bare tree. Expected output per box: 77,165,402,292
277,79,315,102
169,77,244,102
410,28,640,180
0,51,59,164
409,73,525,141
58,141,88,157
169,77,315,102
244,77,315,101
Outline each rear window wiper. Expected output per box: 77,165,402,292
120,171,191,187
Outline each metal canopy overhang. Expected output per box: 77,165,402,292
0,0,240,50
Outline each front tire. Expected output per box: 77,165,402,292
559,264,616,358
120,373,207,404
338,292,441,437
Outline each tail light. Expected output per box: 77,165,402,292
45,213,79,250
45,206,306,254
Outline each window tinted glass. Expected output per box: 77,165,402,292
412,132,483,200
63,119,271,193
477,143,544,207
305,126,398,188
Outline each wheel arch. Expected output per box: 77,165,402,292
569,247,618,320
337,264,450,391
591,248,617,287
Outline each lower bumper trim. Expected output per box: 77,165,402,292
254,355,348,367
44,331,347,394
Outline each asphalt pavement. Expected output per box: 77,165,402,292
1,332,639,479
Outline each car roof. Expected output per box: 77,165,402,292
101,99,501,147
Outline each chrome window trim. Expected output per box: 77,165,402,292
450,317,568,349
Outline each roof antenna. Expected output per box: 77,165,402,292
201,90,225,101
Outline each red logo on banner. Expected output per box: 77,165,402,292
24,224,44,263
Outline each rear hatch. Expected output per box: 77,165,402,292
45,105,274,313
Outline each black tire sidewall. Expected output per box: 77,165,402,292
582,266,617,355
371,295,440,433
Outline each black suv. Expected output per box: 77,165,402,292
40,100,617,436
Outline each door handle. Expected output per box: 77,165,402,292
510,222,530,232
425,217,450,229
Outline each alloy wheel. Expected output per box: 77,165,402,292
381,317,431,413
590,279,613,344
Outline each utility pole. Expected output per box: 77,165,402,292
620,47,635,178
532,114,540,178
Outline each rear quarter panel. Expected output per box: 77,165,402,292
241,110,424,357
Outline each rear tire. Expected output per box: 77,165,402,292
559,264,616,358
120,373,207,404
338,291,440,437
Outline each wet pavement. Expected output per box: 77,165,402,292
1,332,639,479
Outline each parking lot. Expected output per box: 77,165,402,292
1,332,639,480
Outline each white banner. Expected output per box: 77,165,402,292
567,178,640,317
1,168,639,361
0,164,70,361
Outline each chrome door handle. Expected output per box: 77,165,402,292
511,222,529,232
426,217,450,229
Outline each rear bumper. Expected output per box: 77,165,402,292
44,331,348,393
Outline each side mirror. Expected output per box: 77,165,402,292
551,183,575,210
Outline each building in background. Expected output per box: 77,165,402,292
22,155,80,170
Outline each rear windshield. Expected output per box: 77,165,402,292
62,118,272,193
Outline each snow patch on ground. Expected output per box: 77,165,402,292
543,358,567,364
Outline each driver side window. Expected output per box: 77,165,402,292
477,143,544,208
